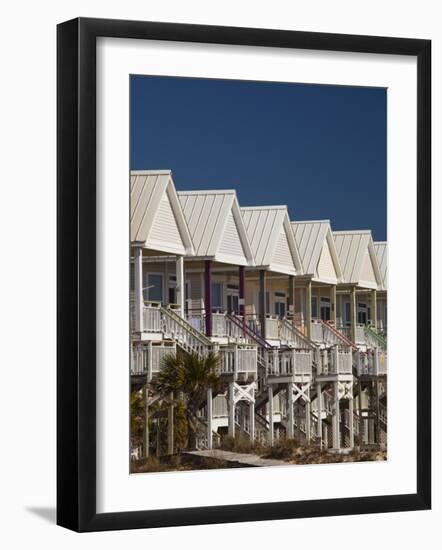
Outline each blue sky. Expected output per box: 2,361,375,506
131,76,386,241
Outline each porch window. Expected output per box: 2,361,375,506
344,302,351,326
311,296,318,318
212,282,223,310
144,273,163,302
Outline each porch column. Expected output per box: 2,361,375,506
259,269,267,339
332,381,340,449
268,385,274,446
228,382,235,437
371,289,378,330
331,284,337,325
306,280,312,339
305,398,311,445
350,286,357,344
288,275,295,324
205,260,213,337
348,397,355,448
317,383,323,449
239,265,245,317
287,383,294,439
143,385,149,458
249,401,255,442
134,247,144,333
167,392,174,455
207,387,213,450
176,255,185,318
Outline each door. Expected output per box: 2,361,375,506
320,296,331,321
358,302,367,324
226,284,239,314
274,291,287,318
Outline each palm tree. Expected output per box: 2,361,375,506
152,352,223,450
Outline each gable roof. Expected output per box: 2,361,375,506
131,170,194,255
241,206,303,276
178,190,254,266
333,230,382,289
291,220,342,283
374,241,388,290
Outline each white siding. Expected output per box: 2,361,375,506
317,239,337,281
148,194,185,254
359,250,377,286
272,227,295,270
218,211,246,259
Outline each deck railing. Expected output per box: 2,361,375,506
356,349,388,376
316,347,353,375
161,306,211,356
219,345,258,376
267,349,313,377
130,343,176,376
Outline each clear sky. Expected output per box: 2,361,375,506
131,76,386,241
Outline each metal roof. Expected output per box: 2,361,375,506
131,170,194,255
333,230,382,289
374,241,388,290
241,206,303,275
178,190,254,266
291,220,342,283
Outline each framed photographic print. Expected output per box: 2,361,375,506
57,17,431,532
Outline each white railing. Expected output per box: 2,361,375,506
267,349,313,377
212,312,228,337
265,317,279,339
278,319,314,349
131,346,148,375
317,347,353,375
356,349,388,376
162,306,211,356
130,343,176,376
219,345,258,375
142,302,162,332
310,321,324,343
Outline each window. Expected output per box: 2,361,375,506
212,282,223,310
144,273,163,302
311,296,318,318
344,302,351,326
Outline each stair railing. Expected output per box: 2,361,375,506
161,306,211,356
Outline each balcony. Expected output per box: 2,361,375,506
356,349,387,376
316,347,353,376
130,342,176,378
219,345,258,378
267,349,313,378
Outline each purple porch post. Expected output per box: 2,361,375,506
239,265,245,317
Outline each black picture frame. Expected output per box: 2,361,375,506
57,17,431,532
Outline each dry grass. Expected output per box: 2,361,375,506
130,452,248,473
262,441,387,464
